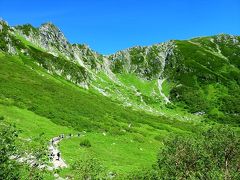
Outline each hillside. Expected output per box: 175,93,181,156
1,19,240,124
0,19,240,179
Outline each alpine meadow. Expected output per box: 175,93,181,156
0,4,240,179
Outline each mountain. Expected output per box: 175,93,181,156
1,19,240,179
1,19,239,125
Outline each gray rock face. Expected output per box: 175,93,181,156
109,41,175,80
1,20,177,91
39,23,73,57
0,20,17,54
15,23,105,72
216,34,239,45
15,23,73,59
12,21,177,82
71,44,103,71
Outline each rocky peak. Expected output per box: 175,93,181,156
40,22,59,31
215,34,240,45
13,21,73,58
0,19,18,54
39,22,71,54
39,22,66,43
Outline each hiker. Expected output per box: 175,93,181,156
78,132,81,137
57,152,60,161
49,153,53,161
69,133,72,138
50,152,54,160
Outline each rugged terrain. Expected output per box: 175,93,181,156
0,19,240,179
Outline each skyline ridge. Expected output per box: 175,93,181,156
1,0,239,54
1,18,239,55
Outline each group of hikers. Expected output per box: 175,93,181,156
49,133,81,161
49,151,61,161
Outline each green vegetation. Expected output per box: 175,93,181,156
0,53,196,133
59,131,160,176
15,24,39,36
79,139,91,148
167,39,240,125
0,20,240,179
0,123,20,179
71,156,106,179
126,126,240,179
0,53,197,178
0,120,53,180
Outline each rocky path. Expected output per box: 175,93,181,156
48,134,81,179
48,136,67,169
48,133,83,169
11,133,82,179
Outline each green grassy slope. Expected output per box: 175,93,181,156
165,38,240,125
0,52,201,178
1,24,240,178
0,52,197,133
2,20,239,126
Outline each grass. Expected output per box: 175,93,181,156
0,105,76,139
1,31,239,178
0,104,168,178
0,104,163,178
59,132,160,176
0,52,201,178
165,40,240,124
162,79,175,97
0,53,199,133
117,73,158,96
0,105,76,179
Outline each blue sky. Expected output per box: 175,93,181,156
0,0,239,54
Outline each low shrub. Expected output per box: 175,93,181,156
133,133,145,143
80,139,91,148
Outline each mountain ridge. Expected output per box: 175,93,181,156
1,19,240,125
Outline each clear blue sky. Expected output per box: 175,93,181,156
0,0,239,54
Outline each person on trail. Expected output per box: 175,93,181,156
78,132,81,137
57,152,60,161
49,152,53,161
69,133,72,137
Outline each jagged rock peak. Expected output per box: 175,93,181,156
39,22,66,41
40,22,61,33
